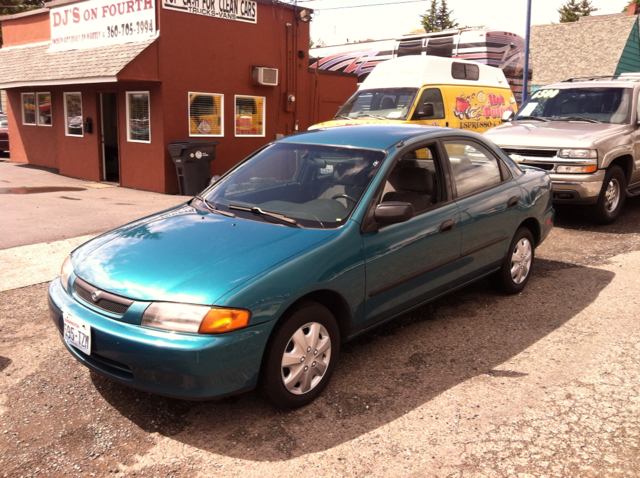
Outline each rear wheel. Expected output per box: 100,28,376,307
260,302,340,409
495,227,534,295
588,165,626,224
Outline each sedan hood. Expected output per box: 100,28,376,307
485,121,629,148
72,205,337,305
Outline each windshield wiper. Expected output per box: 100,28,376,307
555,116,601,123
228,205,301,228
515,115,549,122
356,114,388,120
194,196,236,217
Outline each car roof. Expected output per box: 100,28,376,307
542,80,639,89
276,124,475,150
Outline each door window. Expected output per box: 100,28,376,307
444,140,503,197
381,144,440,214
412,88,445,120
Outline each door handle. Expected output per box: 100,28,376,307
439,219,455,233
507,196,518,208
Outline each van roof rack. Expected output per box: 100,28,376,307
563,74,640,82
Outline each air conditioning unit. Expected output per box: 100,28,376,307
253,67,278,86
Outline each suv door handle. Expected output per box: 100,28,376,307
507,196,518,208
440,219,455,233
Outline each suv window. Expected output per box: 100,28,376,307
516,87,632,124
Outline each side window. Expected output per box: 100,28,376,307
412,88,445,120
22,93,36,125
444,140,503,197
126,91,150,143
381,145,439,214
64,92,83,136
189,92,223,137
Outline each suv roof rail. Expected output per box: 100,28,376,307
562,74,640,82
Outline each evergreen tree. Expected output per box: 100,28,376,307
558,0,597,23
420,0,459,33
0,1,44,47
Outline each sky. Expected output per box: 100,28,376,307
304,0,632,46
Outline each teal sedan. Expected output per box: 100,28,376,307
48,125,554,408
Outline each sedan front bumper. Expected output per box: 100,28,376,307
48,277,274,400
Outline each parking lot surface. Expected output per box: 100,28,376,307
1,173,640,476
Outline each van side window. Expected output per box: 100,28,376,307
412,88,445,120
444,140,503,197
452,63,479,81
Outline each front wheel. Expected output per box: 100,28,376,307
260,302,340,409
587,165,626,224
495,227,534,295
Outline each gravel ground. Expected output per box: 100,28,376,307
1,196,640,478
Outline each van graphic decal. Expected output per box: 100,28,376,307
453,90,514,123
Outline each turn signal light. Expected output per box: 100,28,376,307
199,308,251,334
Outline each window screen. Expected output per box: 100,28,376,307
22,93,36,125
127,92,150,142
189,93,223,136
64,92,83,136
235,95,265,137
37,92,52,126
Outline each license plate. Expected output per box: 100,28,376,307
63,311,92,355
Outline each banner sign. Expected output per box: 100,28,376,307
49,0,157,52
162,0,257,24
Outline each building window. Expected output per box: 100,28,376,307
126,91,150,143
235,95,265,137
22,93,36,125
64,92,83,136
189,92,223,137
37,92,52,126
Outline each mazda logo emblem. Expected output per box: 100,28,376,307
91,290,101,302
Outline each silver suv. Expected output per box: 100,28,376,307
484,76,640,224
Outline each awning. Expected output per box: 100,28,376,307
0,38,157,89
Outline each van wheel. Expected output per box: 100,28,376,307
260,302,340,409
588,165,626,225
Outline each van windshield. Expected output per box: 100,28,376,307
515,87,632,124
335,88,418,120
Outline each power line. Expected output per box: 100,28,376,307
298,0,428,9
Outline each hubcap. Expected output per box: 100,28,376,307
510,237,532,285
604,178,620,213
281,322,331,395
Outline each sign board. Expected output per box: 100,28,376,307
49,0,157,52
162,0,257,24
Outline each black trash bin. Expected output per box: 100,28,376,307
168,139,219,196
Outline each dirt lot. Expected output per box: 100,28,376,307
2,197,640,478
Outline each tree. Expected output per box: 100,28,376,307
558,0,598,23
0,0,44,47
420,0,458,33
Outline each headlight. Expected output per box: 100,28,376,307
142,303,251,334
556,165,598,173
60,255,74,292
558,149,597,159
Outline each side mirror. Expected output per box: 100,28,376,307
416,103,435,119
374,201,414,225
209,175,221,186
501,110,515,123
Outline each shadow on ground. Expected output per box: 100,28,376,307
553,195,640,235
91,257,615,461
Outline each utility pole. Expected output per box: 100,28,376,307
522,0,532,103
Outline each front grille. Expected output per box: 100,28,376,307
70,345,134,381
503,148,558,158
73,278,133,316
522,162,554,171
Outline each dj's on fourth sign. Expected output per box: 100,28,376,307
163,0,258,23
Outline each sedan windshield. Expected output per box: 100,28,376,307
515,87,632,124
203,143,385,229
335,88,418,120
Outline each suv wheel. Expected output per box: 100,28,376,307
588,165,626,224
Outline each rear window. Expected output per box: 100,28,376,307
452,62,479,81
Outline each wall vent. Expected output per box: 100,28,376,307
253,67,278,86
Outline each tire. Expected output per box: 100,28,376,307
587,165,626,225
260,302,340,409
495,227,535,295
